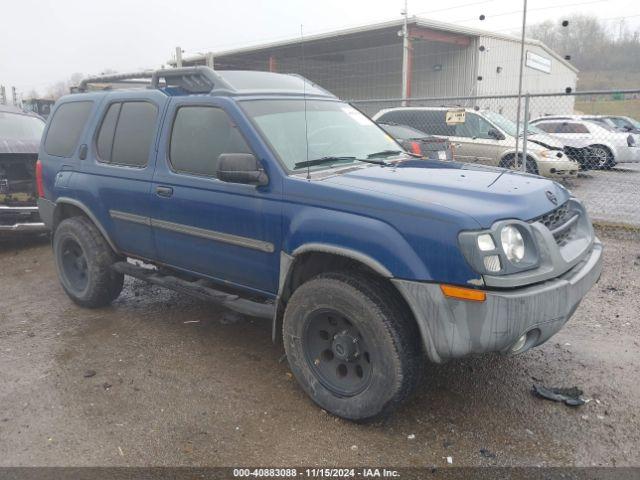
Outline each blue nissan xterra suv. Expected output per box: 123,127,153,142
37,67,603,420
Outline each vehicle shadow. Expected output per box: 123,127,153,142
0,234,50,253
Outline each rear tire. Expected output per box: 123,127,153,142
282,272,422,421
53,216,124,308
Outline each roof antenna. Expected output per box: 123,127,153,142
300,24,310,181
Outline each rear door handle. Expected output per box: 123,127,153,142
156,186,173,197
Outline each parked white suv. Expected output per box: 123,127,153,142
531,116,640,169
372,107,579,178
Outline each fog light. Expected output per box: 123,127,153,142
511,333,527,353
483,254,501,272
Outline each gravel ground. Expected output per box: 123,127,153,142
0,228,638,468
568,162,640,227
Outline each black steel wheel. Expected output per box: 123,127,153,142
283,271,422,421
59,237,89,292
302,309,373,397
53,216,124,308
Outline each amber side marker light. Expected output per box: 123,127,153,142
440,284,486,302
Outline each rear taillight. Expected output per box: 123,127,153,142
35,159,45,197
409,141,422,155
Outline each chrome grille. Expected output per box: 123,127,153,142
531,202,578,247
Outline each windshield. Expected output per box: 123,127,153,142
0,112,45,141
609,116,640,130
241,99,403,171
626,117,640,129
482,111,545,137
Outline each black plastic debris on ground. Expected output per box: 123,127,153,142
532,384,585,406
479,448,496,459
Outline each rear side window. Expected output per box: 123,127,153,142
535,122,559,133
169,106,251,177
96,103,121,162
96,101,158,167
44,101,93,157
558,122,590,134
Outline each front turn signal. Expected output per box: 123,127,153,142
440,284,486,302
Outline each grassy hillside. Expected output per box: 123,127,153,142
575,98,640,120
577,71,640,91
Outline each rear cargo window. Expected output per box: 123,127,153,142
377,110,455,136
169,106,251,177
44,101,93,157
96,101,157,167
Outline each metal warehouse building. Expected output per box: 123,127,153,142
171,17,578,119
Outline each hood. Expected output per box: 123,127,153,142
0,139,40,155
527,133,566,150
322,160,570,228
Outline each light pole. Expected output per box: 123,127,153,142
514,0,528,171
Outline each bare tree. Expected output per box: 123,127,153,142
528,15,640,73
45,72,86,100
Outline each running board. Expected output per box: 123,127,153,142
112,261,275,319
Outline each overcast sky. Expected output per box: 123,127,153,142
2,0,638,95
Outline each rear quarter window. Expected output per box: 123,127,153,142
44,101,94,157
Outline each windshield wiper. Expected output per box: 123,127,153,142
294,156,391,169
294,156,356,169
366,149,403,158
370,148,423,159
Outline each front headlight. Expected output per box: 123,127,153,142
501,225,525,263
458,220,540,276
539,149,563,159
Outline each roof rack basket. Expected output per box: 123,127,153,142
75,66,233,94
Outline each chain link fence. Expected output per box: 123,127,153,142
351,89,640,228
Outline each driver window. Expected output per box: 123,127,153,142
169,106,251,177
454,113,493,139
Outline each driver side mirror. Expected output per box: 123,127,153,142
488,128,505,141
217,153,268,186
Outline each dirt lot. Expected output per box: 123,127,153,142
568,163,640,227
0,229,638,468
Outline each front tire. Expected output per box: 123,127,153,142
588,145,616,170
53,216,124,308
282,272,422,421
501,154,539,174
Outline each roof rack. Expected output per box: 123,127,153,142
75,66,234,94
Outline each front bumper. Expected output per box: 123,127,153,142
393,239,603,363
616,146,640,163
536,159,579,177
0,205,47,234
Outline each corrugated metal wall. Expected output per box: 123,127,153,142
475,36,577,120
411,39,478,99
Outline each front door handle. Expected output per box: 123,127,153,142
156,186,173,197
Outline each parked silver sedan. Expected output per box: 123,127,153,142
531,115,640,169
